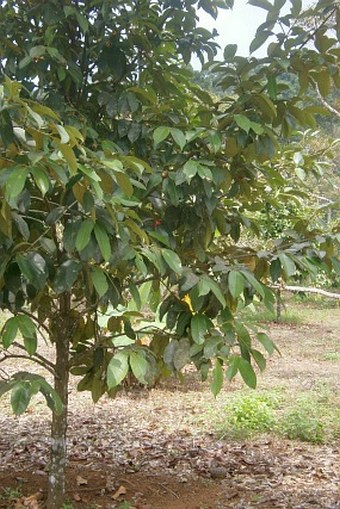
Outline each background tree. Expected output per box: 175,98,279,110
0,0,339,507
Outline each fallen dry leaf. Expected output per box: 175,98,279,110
112,485,127,499
14,493,42,509
73,493,82,502
76,475,88,486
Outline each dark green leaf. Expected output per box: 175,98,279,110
278,253,296,277
11,382,31,415
53,260,81,294
161,248,182,274
211,359,223,397
238,358,257,388
2,317,19,348
94,224,111,262
173,338,191,371
153,126,170,145
91,267,109,297
191,313,209,345
75,219,94,252
17,252,48,290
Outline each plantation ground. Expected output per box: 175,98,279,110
0,298,339,509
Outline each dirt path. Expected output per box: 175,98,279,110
0,303,339,508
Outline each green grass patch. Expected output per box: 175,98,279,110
205,386,340,444
322,352,340,361
239,305,303,325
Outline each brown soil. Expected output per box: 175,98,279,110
0,302,339,508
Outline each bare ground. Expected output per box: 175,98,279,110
0,302,339,509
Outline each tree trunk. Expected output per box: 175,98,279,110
276,287,282,322
47,297,71,509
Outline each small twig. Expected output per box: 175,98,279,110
160,482,180,499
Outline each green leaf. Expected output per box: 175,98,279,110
251,349,266,371
241,271,265,298
5,167,29,202
248,0,272,10
107,351,129,388
2,317,19,348
153,126,170,145
173,338,191,371
290,0,302,16
130,351,149,384
224,44,237,61
38,378,63,414
278,253,296,277
115,171,134,197
75,11,89,33
53,260,81,294
91,267,109,297
238,358,257,388
17,315,36,340
257,332,274,355
94,224,111,262
59,143,78,174
129,282,142,310
211,360,223,397
75,219,94,252
11,382,31,415
234,114,251,133
56,124,70,144
17,252,48,290
198,276,226,307
23,335,37,356
32,167,50,196
295,167,306,181
270,258,281,282
267,75,277,100
228,270,244,299
226,356,239,381
183,160,199,182
170,128,186,150
191,313,209,345
161,248,182,274
250,30,272,53
197,165,213,180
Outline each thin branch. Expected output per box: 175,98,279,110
314,82,340,119
271,285,340,299
0,353,56,376
12,341,55,370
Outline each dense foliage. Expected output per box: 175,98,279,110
0,0,339,506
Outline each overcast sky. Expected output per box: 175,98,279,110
195,0,311,64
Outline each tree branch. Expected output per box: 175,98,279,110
0,352,56,376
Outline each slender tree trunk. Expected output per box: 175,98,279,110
47,296,71,509
276,288,282,322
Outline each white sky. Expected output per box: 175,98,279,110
195,0,311,65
